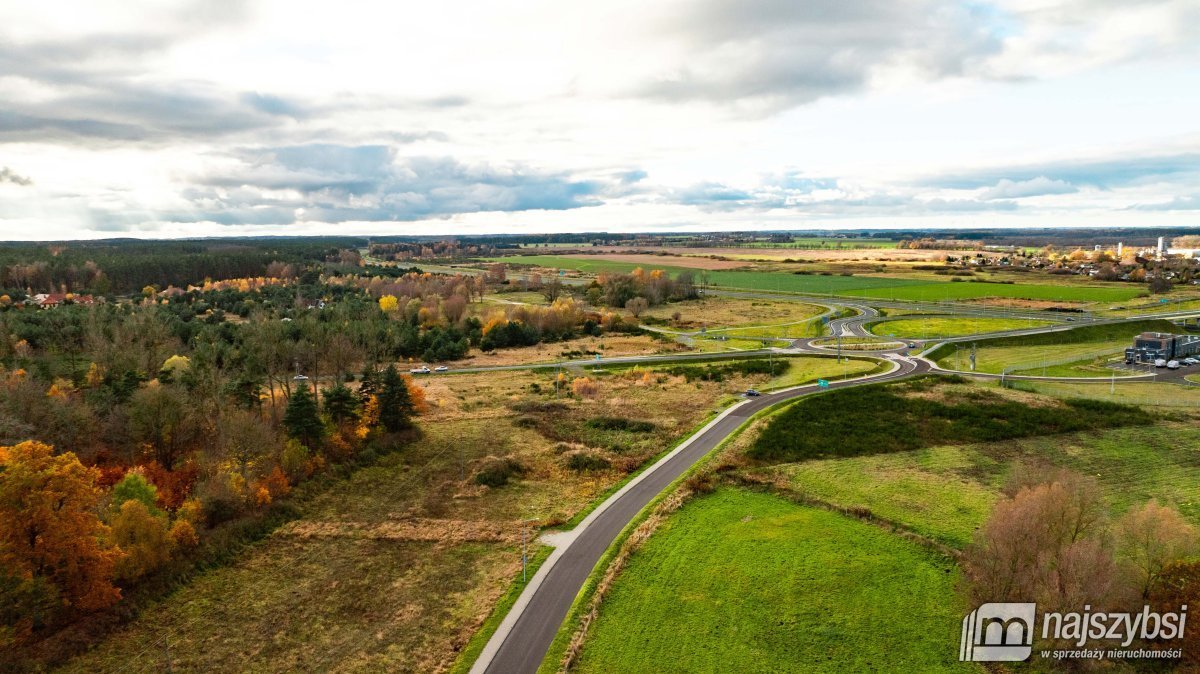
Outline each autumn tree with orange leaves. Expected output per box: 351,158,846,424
0,442,122,639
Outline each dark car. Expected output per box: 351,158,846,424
744,389,761,397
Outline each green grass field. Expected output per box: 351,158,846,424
1006,355,1134,378
570,489,974,674
868,316,1052,338
758,421,1200,549
1013,380,1200,408
762,356,881,390
734,237,899,249
841,281,1143,303
485,255,1146,303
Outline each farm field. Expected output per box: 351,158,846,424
840,280,1144,303
592,245,989,263
555,252,750,270
867,316,1053,338
735,237,900,249
569,489,973,674
485,255,1148,303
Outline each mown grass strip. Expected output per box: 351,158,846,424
449,545,553,674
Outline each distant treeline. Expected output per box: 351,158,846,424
0,238,365,296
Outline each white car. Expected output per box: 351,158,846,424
410,366,431,374
1154,359,1167,368
434,365,449,372
1168,360,1181,370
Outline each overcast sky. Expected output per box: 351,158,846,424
0,0,1198,240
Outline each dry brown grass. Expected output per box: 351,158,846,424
963,297,1087,309
437,333,684,369
58,366,754,674
591,246,990,263
278,518,525,544
640,296,825,330
559,252,749,270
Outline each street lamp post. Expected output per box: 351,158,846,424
521,517,540,583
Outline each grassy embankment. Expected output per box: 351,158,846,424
930,319,1178,376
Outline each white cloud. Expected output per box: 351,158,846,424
0,0,1196,239
979,176,1078,199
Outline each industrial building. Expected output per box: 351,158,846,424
1124,332,1200,363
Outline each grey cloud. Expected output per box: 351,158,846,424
1128,195,1200,212
923,152,1200,191
978,176,1078,200
162,144,615,226
0,78,310,145
0,167,33,186
676,182,756,205
668,175,1017,216
637,0,1002,111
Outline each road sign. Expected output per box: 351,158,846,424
817,379,829,388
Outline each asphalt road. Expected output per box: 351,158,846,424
474,354,928,674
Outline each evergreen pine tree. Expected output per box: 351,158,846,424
283,384,324,448
377,365,413,432
323,383,360,424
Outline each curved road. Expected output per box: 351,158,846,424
465,298,1200,673
471,353,928,674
